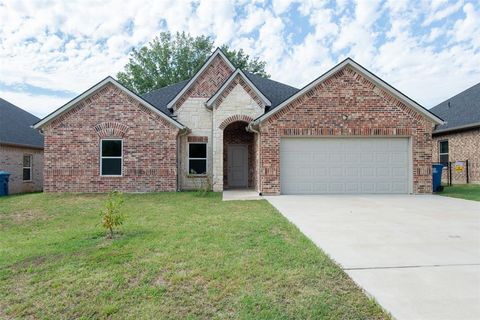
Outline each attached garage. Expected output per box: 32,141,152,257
280,137,411,194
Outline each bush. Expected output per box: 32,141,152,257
100,191,125,238
189,171,213,197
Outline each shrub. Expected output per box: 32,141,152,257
100,191,125,238
189,170,213,197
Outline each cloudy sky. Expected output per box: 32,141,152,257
0,0,479,118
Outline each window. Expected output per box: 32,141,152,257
439,140,449,165
22,155,32,181
101,139,123,176
188,143,207,175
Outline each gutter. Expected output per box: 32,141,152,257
246,121,260,134
433,122,480,136
0,141,44,150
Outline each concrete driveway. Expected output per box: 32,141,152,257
266,195,480,320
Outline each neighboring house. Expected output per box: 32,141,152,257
34,49,442,194
0,98,44,194
431,82,480,184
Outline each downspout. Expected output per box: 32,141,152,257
176,127,190,192
246,121,262,195
204,101,214,190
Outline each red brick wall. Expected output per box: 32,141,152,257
258,66,434,194
174,55,233,110
42,83,180,192
223,121,255,188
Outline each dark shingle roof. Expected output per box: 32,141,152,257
244,72,299,109
142,79,191,114
0,98,44,148
431,82,480,133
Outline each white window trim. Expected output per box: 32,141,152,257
439,140,449,164
188,142,207,176
22,154,32,182
100,139,123,177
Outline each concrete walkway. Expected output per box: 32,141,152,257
266,195,480,320
222,189,263,201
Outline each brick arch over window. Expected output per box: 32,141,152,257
219,115,254,130
93,122,130,138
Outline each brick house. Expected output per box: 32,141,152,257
431,82,480,184
0,98,44,194
34,49,442,194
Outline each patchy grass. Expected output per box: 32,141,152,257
439,184,480,201
0,192,389,319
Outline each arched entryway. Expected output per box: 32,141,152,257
223,121,256,189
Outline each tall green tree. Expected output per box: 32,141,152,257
117,32,269,94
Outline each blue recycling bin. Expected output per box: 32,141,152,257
432,164,444,192
0,171,11,196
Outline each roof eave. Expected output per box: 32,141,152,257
433,122,480,135
0,141,44,150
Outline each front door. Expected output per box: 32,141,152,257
227,145,248,188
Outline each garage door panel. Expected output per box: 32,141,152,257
280,138,410,194
314,167,328,178
345,167,360,176
360,153,374,162
314,152,328,161
313,183,329,193
329,183,345,193
346,183,360,193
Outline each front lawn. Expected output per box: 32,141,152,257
0,192,388,319
439,184,480,201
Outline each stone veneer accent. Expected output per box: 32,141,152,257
0,144,43,194
212,83,264,191
432,128,480,184
258,66,434,194
42,83,180,192
174,54,266,191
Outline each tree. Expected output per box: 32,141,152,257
117,32,269,94
100,191,125,238
220,45,268,78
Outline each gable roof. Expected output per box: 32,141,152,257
252,58,444,125
142,79,190,114
0,98,44,148
430,82,480,134
205,69,272,108
166,48,235,109
33,77,186,130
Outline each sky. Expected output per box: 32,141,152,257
0,0,479,118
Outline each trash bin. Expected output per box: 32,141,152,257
0,171,11,196
432,164,444,192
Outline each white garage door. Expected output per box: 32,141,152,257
280,137,410,194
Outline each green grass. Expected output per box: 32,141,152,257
439,184,480,201
0,192,388,319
